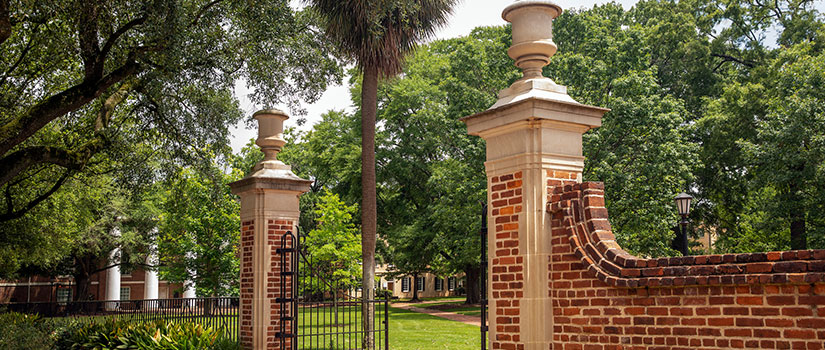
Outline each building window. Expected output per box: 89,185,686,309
416,276,425,291
120,287,131,301
448,277,456,291
435,277,443,291
56,288,72,304
401,277,411,292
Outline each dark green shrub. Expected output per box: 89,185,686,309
0,312,56,350
54,318,238,350
376,289,393,299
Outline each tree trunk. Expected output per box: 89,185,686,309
411,273,420,302
361,64,378,349
73,271,91,302
72,255,94,301
789,181,807,250
205,294,214,316
463,265,481,304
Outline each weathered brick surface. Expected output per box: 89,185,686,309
240,220,254,349
546,182,825,350
239,219,295,350
490,171,524,349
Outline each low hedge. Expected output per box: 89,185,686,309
0,312,56,350
0,312,238,350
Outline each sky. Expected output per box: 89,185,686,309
228,0,647,153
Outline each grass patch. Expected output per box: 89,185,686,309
389,307,480,350
288,305,480,349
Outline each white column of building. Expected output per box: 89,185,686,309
144,242,159,300
183,281,196,298
105,227,122,310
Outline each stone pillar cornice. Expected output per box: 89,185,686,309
460,97,608,138
228,176,312,195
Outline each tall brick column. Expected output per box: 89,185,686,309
461,2,608,349
229,109,311,350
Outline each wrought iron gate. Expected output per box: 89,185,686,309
278,230,389,350
480,204,489,350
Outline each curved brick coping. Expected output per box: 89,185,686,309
546,182,825,288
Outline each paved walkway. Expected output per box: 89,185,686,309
393,301,481,327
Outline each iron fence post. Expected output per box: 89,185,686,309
480,203,488,350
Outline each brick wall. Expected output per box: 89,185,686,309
547,182,825,350
240,220,254,348
239,218,295,349
269,219,295,349
490,171,524,348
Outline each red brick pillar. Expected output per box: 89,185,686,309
461,3,608,349
229,109,311,350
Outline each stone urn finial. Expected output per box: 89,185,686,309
242,109,306,181
502,0,563,80
253,109,288,163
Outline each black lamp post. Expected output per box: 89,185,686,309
675,192,693,256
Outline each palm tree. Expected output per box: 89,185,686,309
304,0,457,346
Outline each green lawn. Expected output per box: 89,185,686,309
290,304,480,349
388,307,480,350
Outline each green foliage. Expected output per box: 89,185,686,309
278,111,363,232
0,312,56,350
0,171,159,294
302,192,362,294
1,0,341,277
53,319,237,350
375,28,501,281
700,42,825,251
547,4,699,257
158,162,241,297
306,0,458,75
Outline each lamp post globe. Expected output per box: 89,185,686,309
674,192,693,256
675,192,693,217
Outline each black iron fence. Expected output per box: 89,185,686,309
0,297,239,341
278,230,390,350
480,204,489,350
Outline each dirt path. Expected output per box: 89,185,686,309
393,303,481,327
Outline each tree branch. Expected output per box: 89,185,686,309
192,0,225,26
96,81,134,131
0,0,9,46
0,24,37,87
0,168,73,221
711,53,756,72
100,16,147,60
0,59,141,156
0,145,96,186
77,2,102,80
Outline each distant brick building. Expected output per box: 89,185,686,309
0,267,185,303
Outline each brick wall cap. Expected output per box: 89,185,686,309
550,182,825,288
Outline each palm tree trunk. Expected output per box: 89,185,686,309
361,64,378,349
